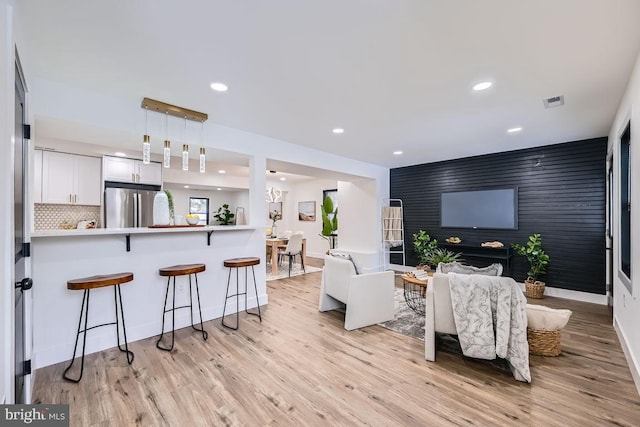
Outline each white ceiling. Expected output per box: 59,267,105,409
18,0,640,168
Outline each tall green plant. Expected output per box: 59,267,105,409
164,189,174,219
412,230,438,265
321,195,338,249
512,233,550,281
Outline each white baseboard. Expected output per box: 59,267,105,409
307,252,327,259
614,317,640,397
521,284,608,305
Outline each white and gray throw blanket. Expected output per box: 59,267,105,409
448,273,531,382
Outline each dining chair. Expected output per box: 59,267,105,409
278,233,305,277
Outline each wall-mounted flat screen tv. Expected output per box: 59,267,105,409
440,188,518,230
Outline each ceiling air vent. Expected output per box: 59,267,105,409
543,95,565,109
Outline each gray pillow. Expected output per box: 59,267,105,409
329,252,360,275
436,261,503,276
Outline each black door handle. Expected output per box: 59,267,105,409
15,277,33,291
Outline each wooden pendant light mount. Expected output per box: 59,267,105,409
141,97,208,122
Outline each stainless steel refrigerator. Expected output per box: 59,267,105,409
104,182,161,228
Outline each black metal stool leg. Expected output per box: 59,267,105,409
245,266,262,322
63,289,90,382
300,252,305,273
156,276,176,351
235,267,240,327
189,273,208,340
221,267,238,330
114,284,134,364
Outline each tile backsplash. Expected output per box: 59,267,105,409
34,204,101,230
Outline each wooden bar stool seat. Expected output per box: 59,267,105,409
222,257,262,330
63,272,134,383
156,263,208,352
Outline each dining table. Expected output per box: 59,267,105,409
266,237,306,275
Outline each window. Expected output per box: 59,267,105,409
189,197,209,225
620,121,631,291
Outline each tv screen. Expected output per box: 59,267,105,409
440,188,518,230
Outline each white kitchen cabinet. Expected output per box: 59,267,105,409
33,149,43,203
103,156,162,186
42,151,101,205
137,161,162,185
74,155,102,205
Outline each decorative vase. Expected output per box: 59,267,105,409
153,192,171,226
271,225,278,238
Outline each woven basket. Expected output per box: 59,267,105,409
527,327,561,356
525,280,545,299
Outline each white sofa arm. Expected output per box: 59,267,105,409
425,279,436,361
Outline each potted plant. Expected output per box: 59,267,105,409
213,203,235,225
512,233,550,299
412,230,439,269
320,195,338,250
270,210,282,237
425,248,462,269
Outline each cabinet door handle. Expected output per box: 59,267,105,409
131,173,135,182
69,194,72,203
136,173,140,183
74,194,77,203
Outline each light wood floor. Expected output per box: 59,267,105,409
33,258,640,426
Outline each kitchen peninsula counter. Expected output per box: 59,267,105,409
32,224,256,238
31,224,266,370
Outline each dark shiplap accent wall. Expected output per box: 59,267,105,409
391,138,607,294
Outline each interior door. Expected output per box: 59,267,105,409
14,62,31,404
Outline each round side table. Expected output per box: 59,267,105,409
401,273,431,316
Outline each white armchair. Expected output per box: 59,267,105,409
319,255,395,330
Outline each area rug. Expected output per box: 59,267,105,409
266,264,322,281
379,288,511,372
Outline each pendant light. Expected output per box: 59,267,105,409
199,120,206,173
140,98,208,171
142,107,151,164
182,116,189,171
163,112,171,168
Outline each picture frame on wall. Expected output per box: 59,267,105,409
298,201,316,221
268,202,282,219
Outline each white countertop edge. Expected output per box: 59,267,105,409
32,225,258,238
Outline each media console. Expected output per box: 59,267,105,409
439,243,513,275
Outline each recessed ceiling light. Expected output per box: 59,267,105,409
393,150,403,155
184,185,190,189
210,82,228,92
507,127,523,133
280,177,286,181
217,187,222,191
332,128,344,134
115,152,126,157
473,81,492,91
218,169,226,174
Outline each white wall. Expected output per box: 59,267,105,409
166,187,249,225
283,178,337,258
337,178,387,271
609,50,640,395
